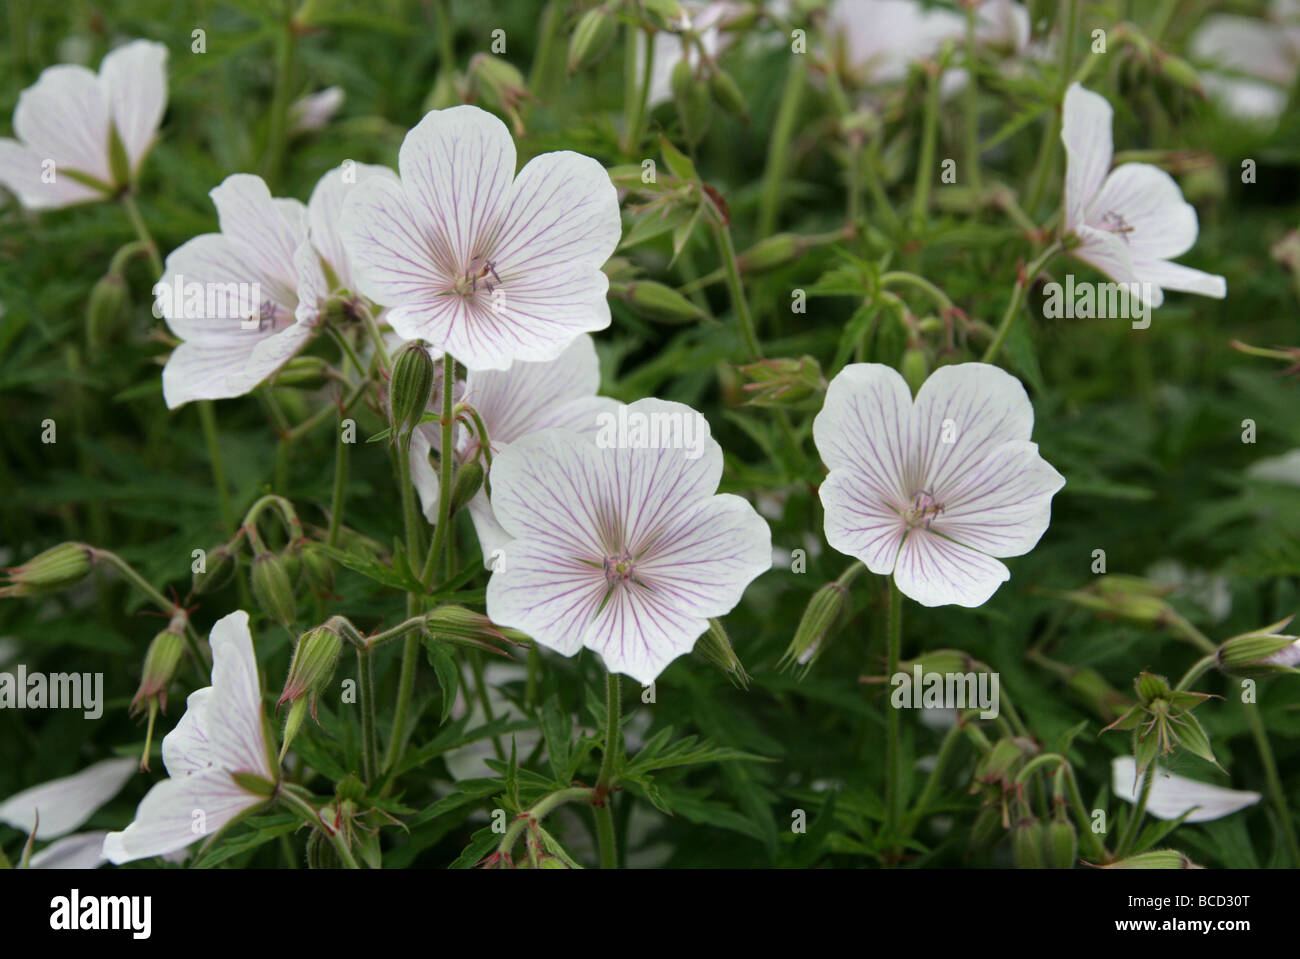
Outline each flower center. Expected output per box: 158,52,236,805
904,489,944,529
451,254,501,297
1100,210,1135,245
603,551,636,587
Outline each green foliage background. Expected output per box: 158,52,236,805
1,0,1298,868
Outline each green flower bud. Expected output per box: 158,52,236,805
1098,849,1202,869
694,618,751,687
623,280,709,324
192,540,239,596
782,581,849,668
736,356,825,410
1011,818,1046,869
306,827,344,869
250,551,298,630
900,347,929,396
1044,817,1078,869
709,67,748,120
86,273,127,351
278,622,345,759
672,57,712,144
1216,619,1300,678
1,542,95,598
737,233,800,274
1158,53,1203,95
448,458,485,516
131,624,186,716
426,605,529,651
389,339,437,441
568,6,617,74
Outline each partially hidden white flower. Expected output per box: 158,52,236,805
1061,82,1226,310
339,104,622,372
642,2,736,106
485,399,772,684
0,39,167,210
1112,756,1262,823
104,610,276,864
290,86,345,134
814,363,1065,608
0,757,135,840
410,333,620,566
1246,448,1300,486
829,0,966,84
158,162,392,408
1191,0,1300,124
27,831,113,869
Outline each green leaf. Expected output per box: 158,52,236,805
541,696,573,783
424,641,460,724
449,825,499,869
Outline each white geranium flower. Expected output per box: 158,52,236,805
410,333,620,566
829,0,965,84
814,363,1065,608
339,105,622,372
1112,756,1262,823
104,610,277,864
642,2,734,106
158,174,324,408
485,399,772,684
0,39,167,210
0,757,135,840
1191,0,1300,124
1061,83,1227,310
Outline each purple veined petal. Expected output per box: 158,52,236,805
819,468,908,574
892,527,1010,608
398,104,517,271
488,429,612,557
465,487,513,567
911,363,1035,501
578,580,706,686
0,757,136,840
604,398,725,552
209,174,303,308
1134,257,1227,300
102,768,267,865
293,237,328,326
1112,756,1262,823
201,611,274,780
1070,224,1162,308
98,39,168,172
634,492,772,620
306,161,398,294
1061,83,1114,233
485,536,607,659
161,687,216,777
13,63,112,185
0,138,105,209
486,150,621,280
1089,163,1199,261
29,831,111,869
812,363,913,509
157,233,293,342
340,176,459,328
162,338,260,408
930,439,1065,558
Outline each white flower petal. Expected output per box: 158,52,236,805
813,363,913,508
0,757,136,840
98,39,168,171
932,440,1065,558
892,528,1010,608
911,363,1035,500
1071,224,1160,307
102,768,264,864
1112,757,1262,823
1061,83,1114,232
29,831,110,869
0,138,104,209
1192,15,1297,87
819,468,906,574
161,687,215,777
1090,163,1199,261
202,610,274,780
306,161,397,293
485,536,606,658
13,63,111,184
210,174,303,307
1138,258,1227,300
161,337,260,408
582,583,704,685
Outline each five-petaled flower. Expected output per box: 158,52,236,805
1061,82,1227,310
410,333,620,565
814,363,1065,608
339,104,622,372
484,399,772,684
104,611,277,864
0,39,167,209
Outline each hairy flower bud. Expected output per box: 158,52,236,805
694,618,751,687
622,280,709,324
1044,817,1078,869
1,542,95,598
86,273,127,351
251,551,297,630
672,58,712,144
278,622,345,759
736,356,825,410
426,605,529,651
447,458,485,516
709,67,748,120
783,581,849,668
192,540,240,596
1216,618,1300,678
389,339,437,441
1011,818,1046,869
1097,849,1203,869
568,6,616,73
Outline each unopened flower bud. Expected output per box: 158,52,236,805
278,622,345,759
1044,817,1078,869
426,605,528,651
1011,818,1046,869
672,58,712,144
1,542,95,598
736,356,824,410
1097,849,1202,869
568,6,617,73
709,67,748,120
306,827,344,869
694,618,750,687
783,581,849,668
250,551,297,630
389,339,437,441
901,346,929,396
737,233,800,274
86,273,127,351
132,623,186,717
622,280,709,324
448,458,485,516
192,540,239,596
1216,618,1300,678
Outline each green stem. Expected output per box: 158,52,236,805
981,240,1061,364
901,722,961,835
120,192,162,278
1117,762,1153,857
1174,654,1216,692
470,652,505,761
263,1,297,186
884,576,904,842
911,62,942,234
327,414,349,548
710,220,763,359
595,671,622,869
1243,701,1300,866
622,24,652,155
196,401,235,533
494,786,596,864
758,53,806,235
278,788,360,869
421,353,457,587
357,646,376,783
963,7,981,195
